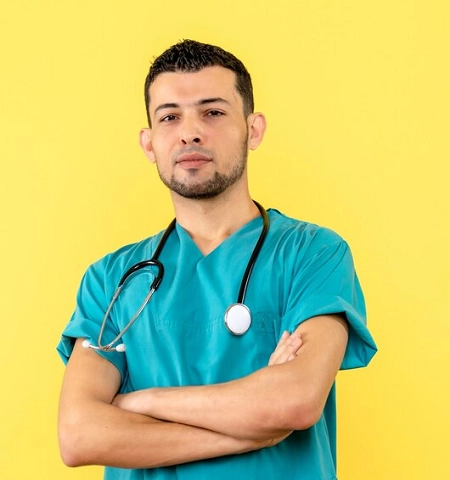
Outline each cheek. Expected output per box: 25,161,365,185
150,136,172,162
215,124,247,146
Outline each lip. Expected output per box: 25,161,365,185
176,152,212,168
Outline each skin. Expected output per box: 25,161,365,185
58,66,349,469
58,333,302,468
111,316,348,440
139,67,267,254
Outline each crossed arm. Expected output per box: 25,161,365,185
58,314,348,469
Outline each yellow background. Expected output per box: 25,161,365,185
1,1,449,478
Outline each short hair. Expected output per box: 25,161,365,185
144,39,254,126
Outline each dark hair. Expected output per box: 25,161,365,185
144,39,254,126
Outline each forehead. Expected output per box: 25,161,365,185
148,66,241,110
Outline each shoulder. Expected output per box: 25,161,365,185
85,230,165,283
267,209,348,256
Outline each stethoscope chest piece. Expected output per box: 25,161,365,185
224,303,252,335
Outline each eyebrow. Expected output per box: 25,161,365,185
197,97,230,107
154,97,230,115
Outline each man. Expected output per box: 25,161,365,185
57,39,377,479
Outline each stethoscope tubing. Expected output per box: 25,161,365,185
84,202,269,352
236,203,269,303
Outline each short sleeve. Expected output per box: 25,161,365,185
56,260,127,381
282,239,377,370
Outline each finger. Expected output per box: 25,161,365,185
269,332,292,365
284,334,302,361
269,332,302,366
268,331,290,365
268,331,289,365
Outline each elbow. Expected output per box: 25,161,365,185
283,392,325,431
59,437,84,467
60,447,84,468
290,405,323,431
58,417,97,467
59,430,88,467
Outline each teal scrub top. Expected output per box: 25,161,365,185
57,209,377,480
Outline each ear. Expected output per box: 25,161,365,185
247,113,267,150
139,128,156,163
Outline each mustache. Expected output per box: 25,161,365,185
172,145,214,161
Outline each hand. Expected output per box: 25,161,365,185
112,390,150,414
268,331,302,366
112,387,173,416
111,393,126,409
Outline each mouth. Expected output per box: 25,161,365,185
176,152,212,169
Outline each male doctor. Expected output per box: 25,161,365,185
58,39,377,479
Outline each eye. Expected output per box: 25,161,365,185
160,114,178,122
206,110,224,117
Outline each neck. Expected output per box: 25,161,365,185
171,191,260,256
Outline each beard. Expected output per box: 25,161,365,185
155,138,249,200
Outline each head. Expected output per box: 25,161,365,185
144,39,254,126
140,41,266,202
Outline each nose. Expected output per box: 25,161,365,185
182,135,201,145
180,116,203,145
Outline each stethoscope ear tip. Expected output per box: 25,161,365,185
81,338,126,353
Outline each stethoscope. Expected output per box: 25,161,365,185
82,201,269,353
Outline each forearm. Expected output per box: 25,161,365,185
58,339,270,469
59,401,267,469
113,315,348,439
114,365,303,441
